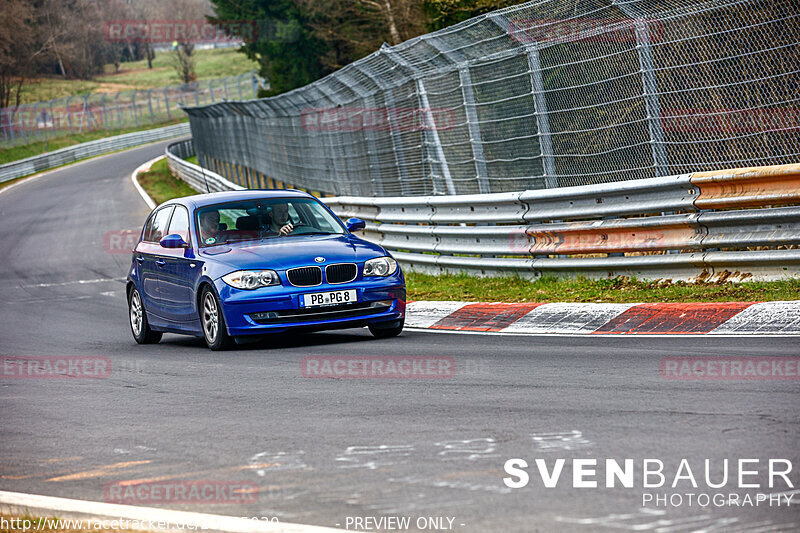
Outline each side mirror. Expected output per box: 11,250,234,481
160,233,188,249
346,218,366,232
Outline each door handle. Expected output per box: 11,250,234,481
135,256,144,263
156,259,166,267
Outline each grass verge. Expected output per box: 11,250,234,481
137,158,198,206
405,272,800,303
21,48,258,104
0,119,187,166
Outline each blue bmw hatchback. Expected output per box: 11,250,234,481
127,190,405,350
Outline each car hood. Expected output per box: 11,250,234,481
199,234,387,272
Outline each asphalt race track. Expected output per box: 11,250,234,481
1,142,799,532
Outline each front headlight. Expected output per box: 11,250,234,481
222,270,281,289
363,256,398,277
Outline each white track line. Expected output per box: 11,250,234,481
131,156,164,209
0,490,347,533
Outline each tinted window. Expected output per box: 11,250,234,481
145,206,174,243
167,206,190,242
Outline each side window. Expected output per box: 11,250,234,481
167,206,190,243
145,206,174,243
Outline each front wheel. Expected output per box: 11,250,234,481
128,287,162,344
368,318,404,339
201,287,233,351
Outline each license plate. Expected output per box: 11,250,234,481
301,289,357,307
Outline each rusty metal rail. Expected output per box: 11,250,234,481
166,141,800,281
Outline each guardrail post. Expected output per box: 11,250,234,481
427,36,491,194
490,14,557,188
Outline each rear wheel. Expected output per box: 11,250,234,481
368,318,404,339
128,287,162,344
201,287,233,351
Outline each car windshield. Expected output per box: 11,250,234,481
196,197,346,247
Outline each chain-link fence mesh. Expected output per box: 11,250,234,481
184,0,799,196
0,72,260,148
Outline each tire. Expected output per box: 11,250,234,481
200,286,233,351
128,287,162,344
368,318,404,339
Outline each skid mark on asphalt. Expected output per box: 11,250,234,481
530,430,593,452
248,451,310,475
47,460,151,482
112,462,278,486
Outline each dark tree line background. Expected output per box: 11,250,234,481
210,0,525,96
0,0,523,108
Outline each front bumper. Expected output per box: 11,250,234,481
214,274,406,337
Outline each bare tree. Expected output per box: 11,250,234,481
0,0,48,109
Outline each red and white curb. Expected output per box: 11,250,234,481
405,301,800,335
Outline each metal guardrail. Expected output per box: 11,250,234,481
0,123,191,184
166,140,800,282
165,139,243,193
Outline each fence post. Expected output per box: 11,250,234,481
417,78,456,195
354,62,411,196
381,45,456,195
50,100,56,139
490,14,557,188
427,36,490,193
164,87,171,119
338,71,381,196
613,1,668,177
8,109,15,146
19,105,28,145
209,80,215,103
131,90,139,126
194,83,200,106
147,89,155,123
634,20,668,177
66,96,74,133
237,74,244,100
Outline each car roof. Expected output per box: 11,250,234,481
156,189,315,210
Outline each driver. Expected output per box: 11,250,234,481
199,210,222,244
269,203,294,236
